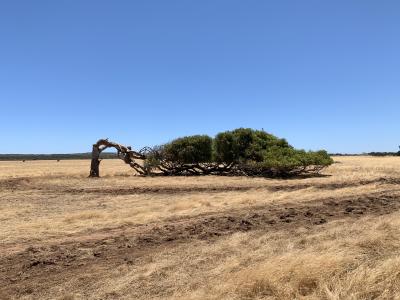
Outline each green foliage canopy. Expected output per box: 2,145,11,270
213,128,290,163
160,135,213,164
145,128,333,177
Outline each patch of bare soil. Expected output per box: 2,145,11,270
1,190,400,298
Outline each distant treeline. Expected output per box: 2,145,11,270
330,152,400,157
0,152,117,161
367,152,400,157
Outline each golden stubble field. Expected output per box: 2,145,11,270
1,157,400,299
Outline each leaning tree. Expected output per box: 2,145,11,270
89,129,333,178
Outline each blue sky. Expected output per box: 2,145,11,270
1,1,399,154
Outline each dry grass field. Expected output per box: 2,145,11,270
2,157,400,299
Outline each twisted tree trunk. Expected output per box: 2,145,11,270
89,139,147,177
89,144,102,177
89,139,236,177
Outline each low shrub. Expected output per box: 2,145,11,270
240,147,333,176
213,128,290,163
161,135,213,164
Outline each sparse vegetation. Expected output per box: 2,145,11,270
1,157,400,299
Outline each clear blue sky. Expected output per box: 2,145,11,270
1,1,399,154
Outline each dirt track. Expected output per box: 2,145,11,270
2,176,400,195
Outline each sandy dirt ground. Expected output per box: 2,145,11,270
1,157,400,299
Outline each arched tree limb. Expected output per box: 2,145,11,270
89,139,147,177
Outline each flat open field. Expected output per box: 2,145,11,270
1,157,400,299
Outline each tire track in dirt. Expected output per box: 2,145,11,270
114,189,400,246
38,177,400,195
1,190,400,298
2,176,399,195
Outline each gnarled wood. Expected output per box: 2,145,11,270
89,139,147,177
89,144,101,177
89,138,235,177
